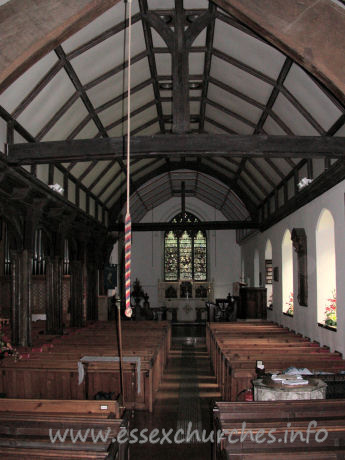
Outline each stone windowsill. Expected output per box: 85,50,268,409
283,312,293,318
266,306,273,311
318,322,337,332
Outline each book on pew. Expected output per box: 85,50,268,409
271,373,309,385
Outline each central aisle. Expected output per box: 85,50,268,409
129,324,221,459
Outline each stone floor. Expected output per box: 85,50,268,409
128,324,221,459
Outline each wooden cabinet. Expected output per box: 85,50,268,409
239,287,267,319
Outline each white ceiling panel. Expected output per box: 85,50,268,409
190,100,201,114
210,56,273,105
205,104,253,134
41,99,89,141
263,115,289,135
0,52,58,113
132,158,158,175
156,53,172,75
98,86,155,126
189,53,205,74
17,69,75,137
71,21,146,86
148,0,175,8
334,123,345,137
69,161,93,178
184,0,209,8
136,122,160,135
151,28,169,48
245,161,272,190
73,120,99,140
213,157,240,169
237,177,261,203
92,167,121,196
106,104,158,135
273,93,320,136
204,121,230,134
162,101,172,115
284,63,343,132
82,161,112,187
87,59,151,108
208,82,262,124
62,2,140,53
214,19,285,80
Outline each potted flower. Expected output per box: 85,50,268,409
0,325,20,361
325,290,337,327
286,292,294,315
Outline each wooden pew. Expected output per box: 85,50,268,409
0,398,129,459
213,399,345,460
0,321,171,412
207,322,345,400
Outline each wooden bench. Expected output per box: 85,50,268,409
213,399,345,460
207,322,345,400
0,321,171,412
0,398,129,459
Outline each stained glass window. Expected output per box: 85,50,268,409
194,230,207,280
164,212,207,281
164,231,178,280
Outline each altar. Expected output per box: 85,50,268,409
158,280,213,322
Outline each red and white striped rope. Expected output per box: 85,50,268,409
124,0,132,318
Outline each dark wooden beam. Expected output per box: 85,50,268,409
8,134,345,164
110,220,259,231
55,46,108,137
139,0,165,133
199,3,216,132
172,0,190,133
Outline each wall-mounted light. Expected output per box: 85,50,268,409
297,177,313,191
159,82,173,90
49,183,64,195
189,81,202,90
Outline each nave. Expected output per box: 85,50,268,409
129,324,221,460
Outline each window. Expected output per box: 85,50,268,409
316,209,336,328
254,249,260,286
265,239,273,308
32,229,46,275
282,230,294,315
4,222,11,276
164,212,207,281
63,239,70,275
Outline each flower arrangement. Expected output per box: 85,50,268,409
324,289,337,327
286,292,294,315
0,325,21,361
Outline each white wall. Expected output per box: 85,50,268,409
241,180,345,355
127,196,241,307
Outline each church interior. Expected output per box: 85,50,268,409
0,0,345,458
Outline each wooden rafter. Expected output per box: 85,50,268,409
139,0,165,133
9,134,345,164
